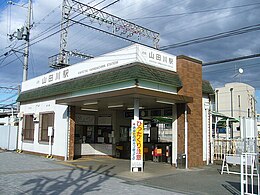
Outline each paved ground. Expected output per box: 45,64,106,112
0,151,181,195
0,150,258,195
66,156,244,195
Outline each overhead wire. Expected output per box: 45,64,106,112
161,23,260,50
68,0,120,50
29,47,36,77
32,4,62,28
203,53,260,66
0,94,17,103
0,4,63,60
92,0,107,8
68,0,162,54
0,0,119,70
0,56,22,69
1,0,258,57
1,0,258,78
128,2,260,20
0,2,254,57
162,4,260,37
203,62,260,73
2,0,161,60
0,1,6,11
0,2,254,58
68,0,164,54
15,0,118,56
12,51,24,65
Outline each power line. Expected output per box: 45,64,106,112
161,23,260,50
69,19,155,48
0,1,123,64
33,4,62,28
0,0,121,68
161,4,260,38
0,55,22,69
203,53,260,66
0,102,17,109
100,0,120,11
0,94,17,103
128,2,260,20
122,0,188,22
0,86,18,93
203,62,260,73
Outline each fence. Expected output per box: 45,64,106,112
0,126,18,150
240,153,259,195
214,138,257,161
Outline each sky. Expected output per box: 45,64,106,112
0,0,260,111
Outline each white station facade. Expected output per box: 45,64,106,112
17,44,214,168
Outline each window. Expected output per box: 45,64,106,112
74,125,112,144
39,112,54,142
23,115,34,141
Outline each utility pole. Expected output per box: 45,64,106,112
7,0,32,81
23,0,32,82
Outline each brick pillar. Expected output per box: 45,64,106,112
177,104,185,154
177,55,203,167
68,106,75,160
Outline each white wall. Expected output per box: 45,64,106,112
216,82,255,117
0,117,9,125
216,83,255,138
0,116,17,126
0,126,18,150
18,100,68,157
74,143,113,156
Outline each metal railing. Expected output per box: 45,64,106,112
240,153,259,195
214,138,257,161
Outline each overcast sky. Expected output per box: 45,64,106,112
0,0,260,111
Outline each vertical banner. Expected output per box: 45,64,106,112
131,119,144,172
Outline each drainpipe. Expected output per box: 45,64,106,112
205,105,209,165
209,106,213,164
65,106,69,161
225,118,230,154
184,103,188,169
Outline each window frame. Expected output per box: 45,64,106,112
22,114,34,141
39,112,55,143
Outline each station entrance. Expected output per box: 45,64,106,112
56,87,192,165
73,106,173,164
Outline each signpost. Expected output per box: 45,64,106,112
131,119,144,172
47,126,53,158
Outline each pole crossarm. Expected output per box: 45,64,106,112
70,0,160,49
65,50,94,59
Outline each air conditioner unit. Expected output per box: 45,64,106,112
33,113,39,122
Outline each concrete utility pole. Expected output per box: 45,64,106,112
23,0,32,82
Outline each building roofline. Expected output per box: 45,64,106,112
177,55,202,64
